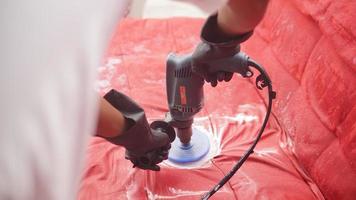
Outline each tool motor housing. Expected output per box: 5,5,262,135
166,53,204,126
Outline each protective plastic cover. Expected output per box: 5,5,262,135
78,1,356,199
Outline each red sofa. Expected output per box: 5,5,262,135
79,0,356,199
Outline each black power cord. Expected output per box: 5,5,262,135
201,59,276,200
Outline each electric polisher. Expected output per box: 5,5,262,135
165,50,276,199
166,50,254,163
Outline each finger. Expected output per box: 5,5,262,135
217,72,225,82
139,156,150,165
151,155,164,166
211,79,218,87
157,155,166,162
159,150,169,160
224,72,233,82
162,153,168,160
148,165,160,171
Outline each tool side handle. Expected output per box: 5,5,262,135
207,52,252,77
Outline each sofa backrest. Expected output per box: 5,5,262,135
243,0,356,199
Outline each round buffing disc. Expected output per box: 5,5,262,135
168,127,210,163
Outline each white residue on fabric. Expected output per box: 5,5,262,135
96,57,123,91
143,79,164,84
254,148,279,157
133,44,151,54
97,79,110,88
146,186,232,200
223,113,258,124
124,169,143,199
146,187,205,200
115,74,127,85
220,104,261,124
236,170,258,194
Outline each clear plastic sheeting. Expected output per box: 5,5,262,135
79,1,356,199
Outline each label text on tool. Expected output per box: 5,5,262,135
179,86,187,105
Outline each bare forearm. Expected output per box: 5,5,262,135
218,0,269,35
96,97,127,138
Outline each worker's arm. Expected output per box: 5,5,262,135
218,0,269,36
96,97,128,138
191,0,269,87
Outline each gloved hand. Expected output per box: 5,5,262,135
191,13,253,87
102,89,175,171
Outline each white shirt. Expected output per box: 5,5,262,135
0,0,130,199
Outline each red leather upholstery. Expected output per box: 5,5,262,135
79,1,356,199
243,0,356,199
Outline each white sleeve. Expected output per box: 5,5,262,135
0,0,131,199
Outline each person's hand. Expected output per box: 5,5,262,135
191,13,253,87
191,42,236,87
102,89,175,171
124,121,175,171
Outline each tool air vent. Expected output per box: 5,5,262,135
174,67,192,78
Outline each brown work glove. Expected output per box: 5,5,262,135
102,89,175,171
191,13,253,87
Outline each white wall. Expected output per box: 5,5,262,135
129,0,227,18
